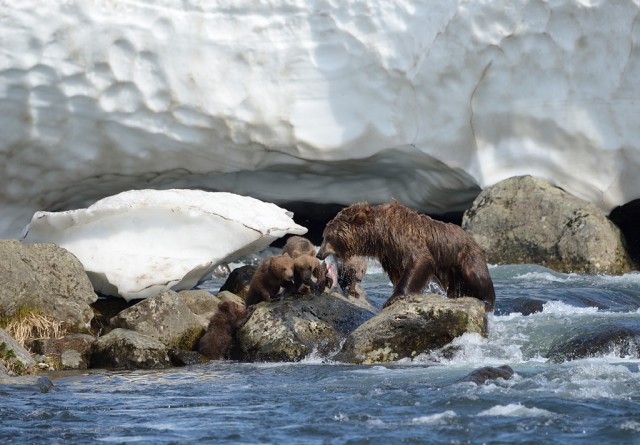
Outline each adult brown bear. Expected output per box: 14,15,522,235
318,201,495,311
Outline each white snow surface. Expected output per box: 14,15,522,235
2,0,640,237
21,189,307,300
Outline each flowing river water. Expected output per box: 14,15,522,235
2,263,640,444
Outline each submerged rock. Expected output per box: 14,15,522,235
90,328,172,370
495,297,546,316
237,291,376,362
548,321,640,363
0,375,54,393
462,176,635,274
335,294,487,364
458,365,515,385
0,240,96,333
22,190,307,301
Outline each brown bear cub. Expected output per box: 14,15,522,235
290,254,329,295
244,253,295,308
281,236,329,295
318,201,495,311
198,300,246,360
282,235,317,259
337,256,367,297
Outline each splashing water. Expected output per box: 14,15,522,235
2,264,639,444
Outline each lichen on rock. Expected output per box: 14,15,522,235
335,294,487,364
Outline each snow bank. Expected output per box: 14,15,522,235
1,0,639,237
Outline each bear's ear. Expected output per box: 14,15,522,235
349,204,371,226
282,252,291,258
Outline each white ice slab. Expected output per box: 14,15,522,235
21,190,307,300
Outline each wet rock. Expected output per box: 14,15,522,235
27,334,95,370
109,291,204,350
90,328,171,370
0,240,97,332
335,294,487,364
496,297,546,316
458,365,515,385
0,375,54,393
0,328,36,374
219,265,257,300
168,349,207,367
237,291,375,362
548,321,640,363
462,176,635,274
335,286,375,313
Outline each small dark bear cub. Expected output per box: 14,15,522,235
318,201,495,311
198,300,246,360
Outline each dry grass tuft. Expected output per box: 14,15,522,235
3,312,67,347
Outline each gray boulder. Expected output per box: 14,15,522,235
462,176,635,274
335,294,487,364
547,320,640,363
0,240,97,332
109,291,204,350
0,328,36,374
237,291,376,362
89,328,171,369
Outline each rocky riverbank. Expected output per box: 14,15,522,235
1,176,637,386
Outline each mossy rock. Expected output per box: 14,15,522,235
335,294,487,364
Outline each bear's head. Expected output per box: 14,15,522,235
212,301,245,329
319,202,373,259
294,254,321,286
268,253,295,284
347,257,368,281
217,300,246,323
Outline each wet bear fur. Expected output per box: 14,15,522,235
288,254,328,295
282,235,317,258
318,201,495,311
244,253,295,308
337,256,368,297
198,300,246,360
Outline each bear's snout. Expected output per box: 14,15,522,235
318,241,335,259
